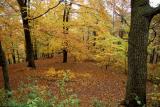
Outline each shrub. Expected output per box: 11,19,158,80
0,70,80,107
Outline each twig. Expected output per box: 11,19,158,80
29,0,63,20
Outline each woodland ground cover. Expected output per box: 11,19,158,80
0,56,158,107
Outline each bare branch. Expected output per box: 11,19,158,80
71,2,93,9
6,1,18,12
16,0,25,7
114,11,130,27
29,1,62,20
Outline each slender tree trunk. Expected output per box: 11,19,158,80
62,5,67,63
62,2,70,63
93,31,97,46
34,39,38,60
10,35,16,64
150,48,155,64
17,50,20,63
22,14,36,68
0,42,11,94
153,52,158,64
112,0,115,36
8,59,11,64
63,50,67,63
12,48,16,64
150,48,158,64
17,0,36,68
156,54,159,63
0,56,1,66
119,16,125,38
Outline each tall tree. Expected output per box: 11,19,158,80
0,23,11,94
0,41,11,94
125,0,160,106
16,0,36,68
62,0,72,63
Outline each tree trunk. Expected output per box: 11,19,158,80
150,48,158,64
125,1,152,106
8,59,11,64
112,0,115,36
17,0,36,68
34,39,38,60
12,48,16,64
150,48,155,64
22,13,36,68
63,49,67,63
93,31,97,46
62,1,72,63
0,57,1,66
62,4,68,63
0,42,11,94
17,50,20,63
156,54,159,63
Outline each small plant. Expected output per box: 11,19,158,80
0,89,7,106
0,70,80,107
92,98,109,107
56,70,80,107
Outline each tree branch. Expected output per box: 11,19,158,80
6,1,18,12
150,5,160,16
29,0,62,20
143,5,160,17
114,11,130,27
71,2,93,9
16,0,25,7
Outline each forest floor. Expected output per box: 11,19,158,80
0,56,155,107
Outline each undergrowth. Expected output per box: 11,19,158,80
0,69,109,107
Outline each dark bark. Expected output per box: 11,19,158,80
12,48,16,64
10,35,16,64
17,0,36,68
0,42,11,94
8,59,11,64
17,50,20,63
42,53,45,58
125,0,160,106
62,2,71,63
62,6,67,63
119,18,125,38
156,54,159,63
63,50,67,63
0,56,1,66
112,0,115,36
34,39,38,60
47,53,50,58
93,31,96,46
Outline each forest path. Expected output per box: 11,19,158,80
0,56,153,107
